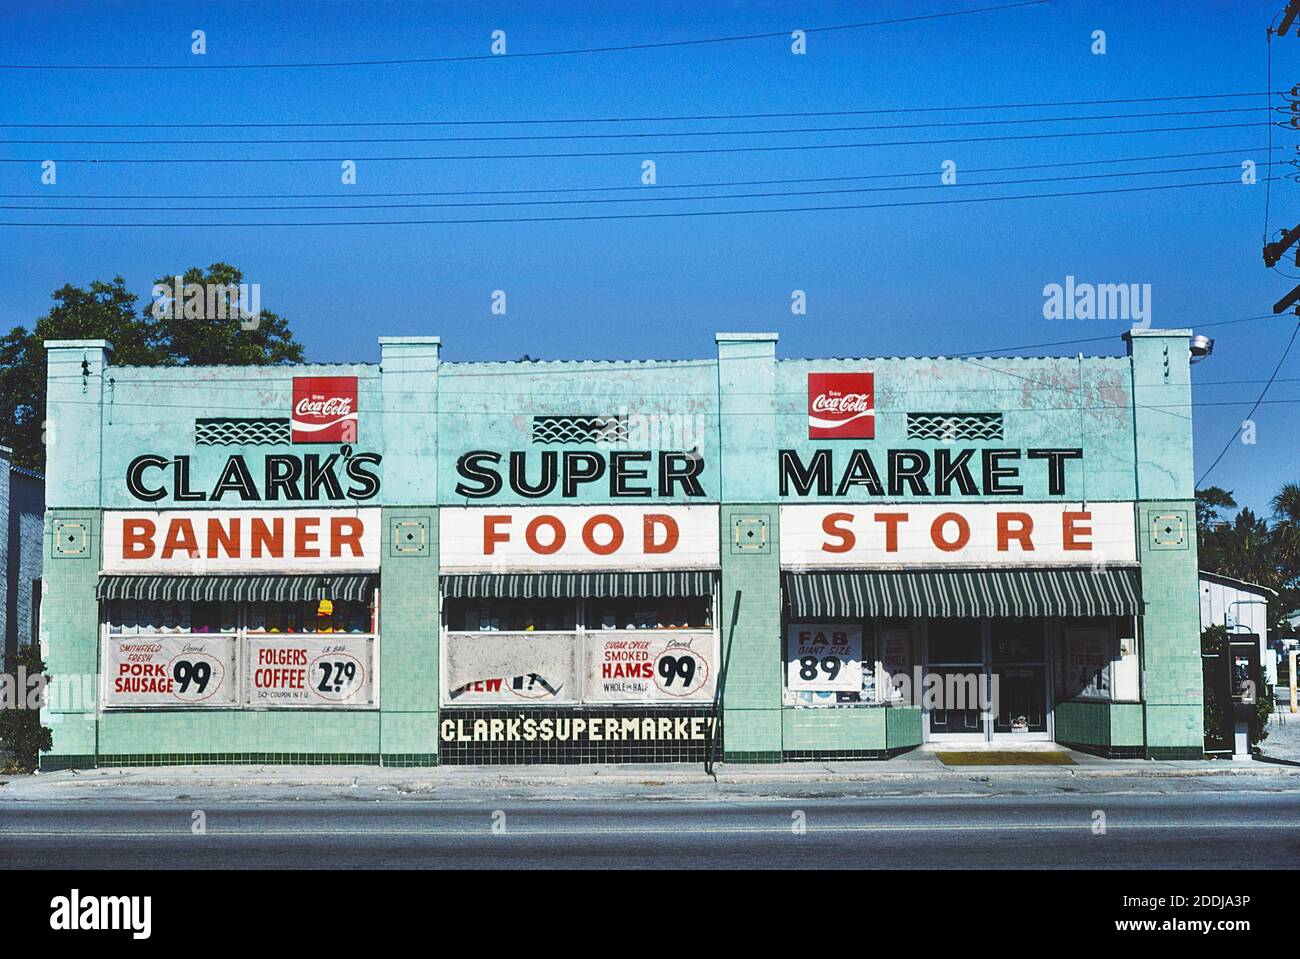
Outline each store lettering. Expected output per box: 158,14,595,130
481,512,680,556
778,448,1082,497
818,510,1094,553
125,450,381,503
454,450,706,499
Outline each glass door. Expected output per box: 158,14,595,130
925,619,985,740
989,618,1050,741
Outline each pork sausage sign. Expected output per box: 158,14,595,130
439,505,719,571
102,508,381,574
780,502,1136,567
103,635,237,707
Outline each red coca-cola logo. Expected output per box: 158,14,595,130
808,372,874,438
292,376,358,443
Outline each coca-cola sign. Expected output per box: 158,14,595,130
292,376,358,443
808,372,874,439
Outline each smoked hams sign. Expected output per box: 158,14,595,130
439,505,719,572
780,502,1136,567
102,508,381,574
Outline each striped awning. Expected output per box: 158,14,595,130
441,570,715,600
784,567,1141,619
96,574,377,604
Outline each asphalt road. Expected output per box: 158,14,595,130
1,792,1296,868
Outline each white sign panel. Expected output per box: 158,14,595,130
780,502,1135,567
439,505,720,572
444,632,579,705
786,624,863,692
586,631,716,703
247,636,375,707
104,634,238,707
102,509,380,574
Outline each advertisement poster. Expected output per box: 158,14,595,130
103,635,237,707
1063,627,1112,700
443,632,579,705
786,624,863,693
586,632,716,703
248,636,375,707
878,627,912,703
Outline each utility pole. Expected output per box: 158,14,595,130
1267,4,1300,311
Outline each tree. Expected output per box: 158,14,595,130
1195,486,1237,543
0,264,303,472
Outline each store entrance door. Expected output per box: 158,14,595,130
924,618,1053,744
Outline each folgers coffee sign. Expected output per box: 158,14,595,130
248,636,375,707
101,508,381,574
808,372,874,439
439,504,719,571
438,707,717,764
779,502,1137,566
292,376,358,443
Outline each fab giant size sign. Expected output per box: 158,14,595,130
439,505,719,572
779,502,1136,567
101,508,381,574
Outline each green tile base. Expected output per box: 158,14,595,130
722,750,783,763
42,752,439,769
1146,746,1204,761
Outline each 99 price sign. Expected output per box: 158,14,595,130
786,624,863,693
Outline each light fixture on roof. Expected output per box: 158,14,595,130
1189,335,1214,363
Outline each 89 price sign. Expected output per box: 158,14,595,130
786,624,863,693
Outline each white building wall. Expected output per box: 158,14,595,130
1199,575,1274,685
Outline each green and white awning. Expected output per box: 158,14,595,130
441,570,715,600
783,568,1141,620
97,574,377,604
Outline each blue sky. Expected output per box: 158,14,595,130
0,0,1296,515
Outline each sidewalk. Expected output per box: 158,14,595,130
4,747,1299,803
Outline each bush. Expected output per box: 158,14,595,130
0,643,53,773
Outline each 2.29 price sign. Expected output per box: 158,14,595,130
248,636,374,707
786,624,863,693
104,635,237,706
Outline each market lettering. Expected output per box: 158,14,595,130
454,449,706,499
778,448,1082,497
482,511,680,556
125,451,382,503
812,510,1095,553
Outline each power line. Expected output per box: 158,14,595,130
0,1,1052,70
4,163,1279,213
1196,320,1300,486
5,106,1269,145
1,91,1275,128
5,146,1279,201
0,176,1268,228
0,120,1271,165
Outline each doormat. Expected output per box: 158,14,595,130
936,751,1075,766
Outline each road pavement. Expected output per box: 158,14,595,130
2,792,1296,869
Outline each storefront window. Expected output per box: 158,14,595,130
783,620,896,707
102,594,379,709
1056,616,1122,702
441,595,717,706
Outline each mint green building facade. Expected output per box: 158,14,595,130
39,330,1203,768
